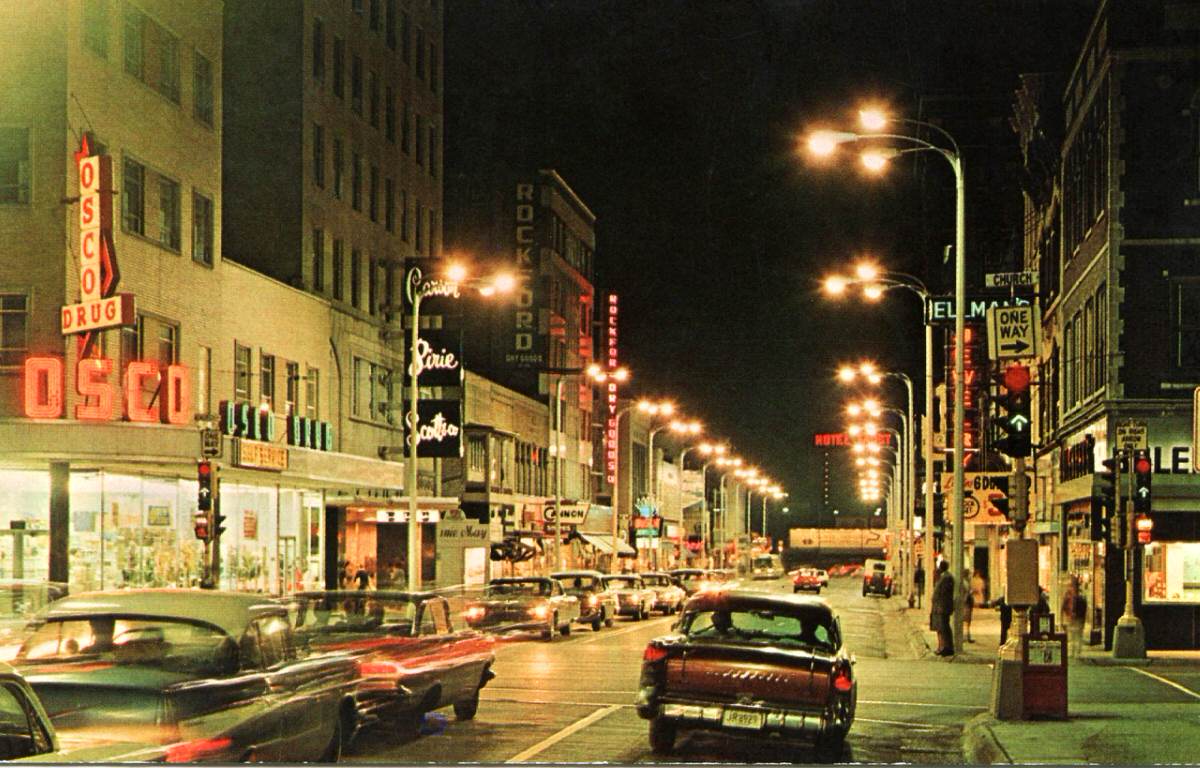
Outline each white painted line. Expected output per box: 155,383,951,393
577,617,672,645
857,699,987,710
855,716,951,729
505,704,622,763
1127,666,1200,700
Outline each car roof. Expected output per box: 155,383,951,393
490,577,552,583
683,589,833,615
550,570,604,578
41,589,284,637
290,590,443,601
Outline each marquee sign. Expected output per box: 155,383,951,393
63,135,134,356
945,326,984,465
23,356,191,424
404,399,463,458
409,329,463,387
605,293,620,485
812,432,894,447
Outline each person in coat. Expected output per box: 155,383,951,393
931,560,955,657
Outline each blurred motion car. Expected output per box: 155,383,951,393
862,559,893,598
13,590,359,763
551,571,617,631
288,591,495,733
463,578,580,640
601,574,656,620
668,569,708,596
816,569,830,588
0,583,67,663
792,568,823,594
697,569,737,593
640,573,686,615
635,590,856,759
750,554,784,580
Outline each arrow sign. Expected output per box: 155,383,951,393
986,305,1041,361
1009,414,1030,430
1138,488,1150,498
1000,339,1031,355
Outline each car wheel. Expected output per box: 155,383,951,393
815,730,846,762
649,717,676,755
604,611,614,628
592,613,603,632
815,588,822,595
794,587,800,593
319,707,345,762
561,619,571,636
453,690,481,721
541,616,555,641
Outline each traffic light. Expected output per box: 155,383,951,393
193,511,211,541
995,364,1032,457
214,509,227,539
197,461,214,511
1133,449,1152,513
1136,514,1154,544
1090,496,1111,542
1092,456,1121,507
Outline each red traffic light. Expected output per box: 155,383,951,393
1135,456,1152,475
198,461,212,477
1003,364,1031,393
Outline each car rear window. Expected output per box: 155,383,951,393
17,617,232,677
486,581,549,597
681,606,838,652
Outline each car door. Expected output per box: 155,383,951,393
0,680,54,760
553,580,579,622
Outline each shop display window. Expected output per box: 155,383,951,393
0,470,50,582
1143,542,1200,604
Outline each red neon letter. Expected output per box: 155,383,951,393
23,357,64,418
125,361,160,422
161,364,192,425
76,357,114,421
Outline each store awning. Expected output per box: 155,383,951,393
578,532,635,556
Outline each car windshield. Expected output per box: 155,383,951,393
487,581,549,597
556,575,599,592
752,557,774,569
291,595,418,634
681,606,837,652
17,616,233,675
605,576,641,589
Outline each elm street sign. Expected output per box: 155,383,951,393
924,294,1032,325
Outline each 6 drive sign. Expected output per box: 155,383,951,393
941,471,1011,524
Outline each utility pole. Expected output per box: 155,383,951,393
1114,445,1147,658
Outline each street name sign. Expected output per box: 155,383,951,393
986,304,1040,360
985,271,1038,289
1116,422,1148,452
924,294,1032,325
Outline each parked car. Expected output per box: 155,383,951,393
640,573,687,614
862,559,893,598
551,571,617,631
750,554,784,580
12,589,360,763
463,578,580,640
601,575,656,620
816,569,830,588
668,569,708,596
0,582,68,662
635,590,857,759
288,591,496,733
792,568,823,594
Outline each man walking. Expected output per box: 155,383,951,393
931,560,955,657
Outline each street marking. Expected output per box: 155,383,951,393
504,704,622,762
486,696,635,709
577,618,672,645
857,699,987,710
1126,666,1200,700
855,716,953,729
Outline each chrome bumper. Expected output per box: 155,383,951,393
639,691,829,735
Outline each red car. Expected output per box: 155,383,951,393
792,568,823,594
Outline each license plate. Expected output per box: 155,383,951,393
721,709,763,730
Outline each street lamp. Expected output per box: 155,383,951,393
405,262,514,592
809,109,965,651
679,441,725,566
714,456,743,565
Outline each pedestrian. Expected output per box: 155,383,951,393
989,595,1013,645
1061,577,1087,658
961,569,975,643
931,560,955,657
913,564,925,609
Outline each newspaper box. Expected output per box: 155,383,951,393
1022,616,1068,719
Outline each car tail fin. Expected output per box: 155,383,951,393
164,736,234,763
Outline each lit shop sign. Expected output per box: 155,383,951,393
220,400,334,451
506,182,546,368
404,399,463,458
1060,434,1096,482
946,326,984,464
605,293,620,485
232,438,289,471
408,330,463,387
634,515,663,538
23,357,191,424
63,136,135,356
812,432,893,447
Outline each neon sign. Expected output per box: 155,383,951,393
605,294,620,485
220,400,334,452
23,356,191,425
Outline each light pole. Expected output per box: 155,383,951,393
847,394,911,596
682,442,726,567
607,396,662,573
810,110,965,652
714,456,743,566
405,263,514,592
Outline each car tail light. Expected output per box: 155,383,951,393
164,736,233,763
832,663,853,693
643,644,669,663
359,660,402,676
588,595,599,607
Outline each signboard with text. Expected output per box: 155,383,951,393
404,399,463,458
408,328,463,387
941,472,1010,525
506,181,548,368
925,294,1032,325
232,439,289,471
986,305,1040,360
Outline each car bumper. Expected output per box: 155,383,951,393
636,692,844,738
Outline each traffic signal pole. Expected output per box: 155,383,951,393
1114,448,1147,659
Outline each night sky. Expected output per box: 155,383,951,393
444,1,1096,529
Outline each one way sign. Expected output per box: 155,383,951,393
986,304,1041,361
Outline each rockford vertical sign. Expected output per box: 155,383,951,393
506,181,546,368
605,293,620,486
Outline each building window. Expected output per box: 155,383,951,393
428,124,437,177
369,165,379,222
1173,279,1200,369
305,367,319,419
260,353,275,409
369,0,380,31
351,249,362,309
415,27,425,79
197,344,211,415
384,86,395,142
122,157,145,235
415,199,423,252
400,190,409,241
428,208,437,256
0,128,31,205
312,17,325,81
429,42,438,94
415,115,425,166
234,343,251,401
0,294,28,367
312,123,325,188
332,137,343,199
352,358,364,417
368,257,377,314
401,10,411,65
351,152,362,211
193,52,214,127
124,6,180,103
1095,282,1106,388
83,0,108,58
158,176,181,250
285,361,300,416
369,71,379,128
120,319,140,375
312,227,325,292
332,36,344,98
192,191,213,265
401,102,412,154
351,54,363,115
384,178,394,232
332,238,344,301
385,0,396,49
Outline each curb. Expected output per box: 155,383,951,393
962,712,1012,765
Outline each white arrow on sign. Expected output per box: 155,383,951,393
1010,414,1030,430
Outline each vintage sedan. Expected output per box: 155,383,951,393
551,571,618,631
668,569,708,596
793,568,823,594
288,591,495,733
463,578,580,640
13,590,360,763
601,574,657,620
635,591,856,759
640,573,686,614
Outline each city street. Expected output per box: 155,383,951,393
346,575,990,764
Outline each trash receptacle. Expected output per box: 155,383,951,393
1022,624,1068,719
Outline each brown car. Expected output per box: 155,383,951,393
635,590,856,759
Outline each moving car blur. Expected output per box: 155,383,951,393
550,571,617,631
463,578,580,640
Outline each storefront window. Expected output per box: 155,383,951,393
0,470,50,582
1143,542,1200,604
